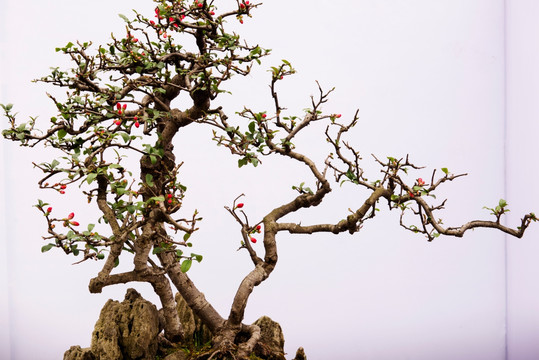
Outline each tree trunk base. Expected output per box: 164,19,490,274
64,289,305,360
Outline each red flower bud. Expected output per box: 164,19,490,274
169,16,174,22
250,237,257,243
167,199,172,204
256,225,261,231
115,120,122,126
240,3,246,9
167,194,173,199
70,221,80,226
67,212,74,220
236,203,244,208
47,207,52,213
150,20,155,26
197,2,203,7
122,104,127,110
60,190,65,194
336,114,342,118
134,121,140,128
262,113,267,118
116,103,121,110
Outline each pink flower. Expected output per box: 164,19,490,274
417,178,425,186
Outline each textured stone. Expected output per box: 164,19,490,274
91,288,161,360
175,292,212,347
63,345,95,360
163,350,189,360
292,347,307,360
252,316,286,360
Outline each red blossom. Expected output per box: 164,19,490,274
236,203,244,208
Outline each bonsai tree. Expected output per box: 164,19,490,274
2,0,537,358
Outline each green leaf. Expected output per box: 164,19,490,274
248,121,256,134
87,223,95,232
118,14,130,23
145,173,154,187
41,243,55,253
152,246,165,254
183,233,191,241
114,257,120,268
86,173,97,184
441,167,449,175
499,199,507,208
58,129,67,140
193,254,203,263
181,259,192,273
97,253,105,260
120,132,130,143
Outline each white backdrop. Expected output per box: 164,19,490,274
1,1,538,359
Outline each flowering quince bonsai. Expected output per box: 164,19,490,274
1,1,537,359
